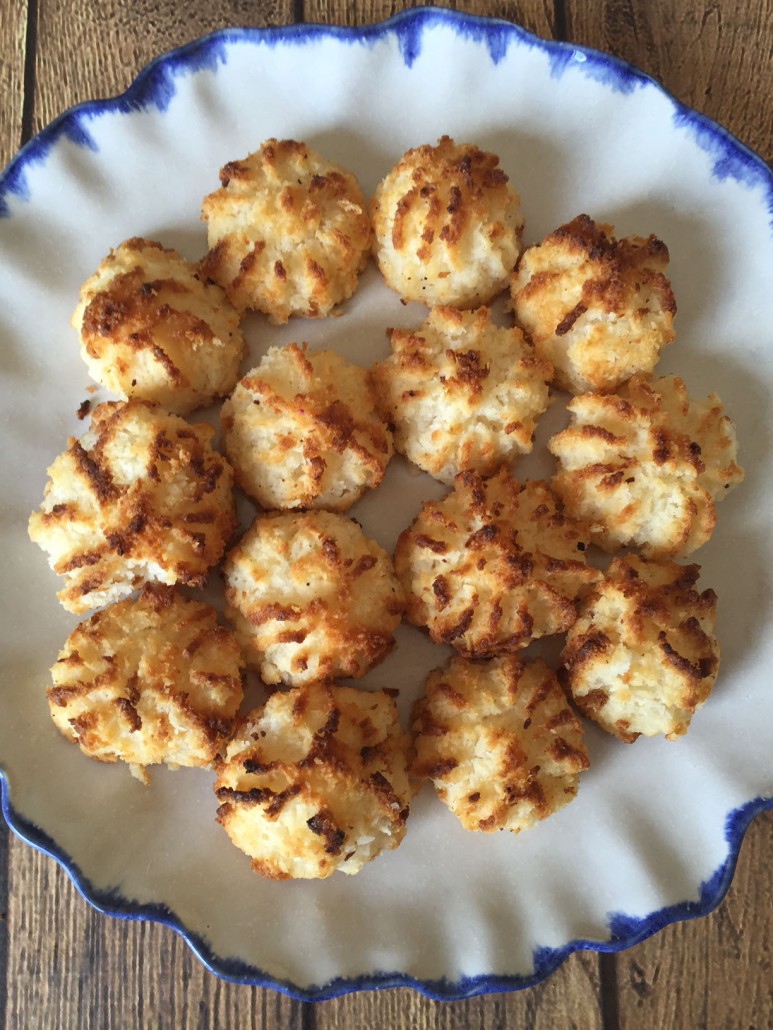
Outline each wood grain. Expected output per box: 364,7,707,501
0,0,27,166
29,0,294,135
302,0,557,39
4,836,307,1030
313,957,602,1029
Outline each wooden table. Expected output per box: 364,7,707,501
1,2,771,1026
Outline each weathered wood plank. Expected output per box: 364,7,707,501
5,834,307,1030
30,0,294,134
566,0,773,163
0,0,27,166
0,7,27,1030
302,0,557,39
314,954,602,1030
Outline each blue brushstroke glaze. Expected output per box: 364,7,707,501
2,5,773,1000
548,44,644,94
673,108,772,198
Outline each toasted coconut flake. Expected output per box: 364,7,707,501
222,343,392,511
201,139,372,323
28,400,236,613
394,466,599,656
549,375,744,557
371,136,523,308
370,306,552,484
224,511,404,686
48,584,243,779
215,684,415,878
72,237,245,415
412,655,588,833
561,555,720,741
511,214,676,394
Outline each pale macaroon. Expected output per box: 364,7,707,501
72,237,246,415
511,214,676,394
560,555,720,741
200,139,372,323
224,510,404,687
394,466,599,656
214,684,415,879
221,343,393,511
370,306,552,484
371,136,524,308
412,655,589,833
549,374,744,557
28,400,236,613
48,584,244,783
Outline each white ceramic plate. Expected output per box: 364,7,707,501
1,7,771,1000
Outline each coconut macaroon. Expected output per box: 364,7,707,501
28,401,236,613
370,306,552,484
394,467,599,656
560,555,720,742
72,237,245,415
412,655,588,833
200,139,372,323
511,214,676,394
549,375,744,557
214,684,414,879
221,343,392,511
371,136,523,308
47,584,244,783
224,511,404,686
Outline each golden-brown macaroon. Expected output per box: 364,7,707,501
223,511,404,686
548,374,744,557
511,214,676,394
560,555,720,742
412,655,588,833
221,343,393,511
200,139,372,323
394,467,599,656
371,136,523,308
214,684,415,879
370,306,552,484
47,584,244,783
28,400,236,613
72,237,246,415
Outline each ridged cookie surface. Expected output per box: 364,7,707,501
561,555,720,741
28,401,236,613
412,655,588,833
370,306,551,484
222,343,392,511
511,214,675,394
224,511,404,686
371,136,523,307
201,139,371,323
549,375,744,557
395,467,599,656
48,584,243,782
72,237,245,415
215,684,414,878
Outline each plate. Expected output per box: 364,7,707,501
1,7,772,1000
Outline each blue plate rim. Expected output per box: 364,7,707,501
1,4,771,1001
